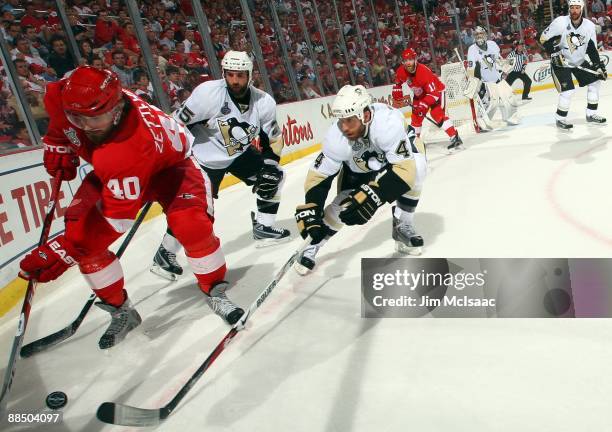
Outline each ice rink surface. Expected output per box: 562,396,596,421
1,84,611,431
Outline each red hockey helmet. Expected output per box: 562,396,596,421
61,66,124,130
401,48,417,61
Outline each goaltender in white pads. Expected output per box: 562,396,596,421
466,26,520,127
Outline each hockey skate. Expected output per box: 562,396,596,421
447,134,464,154
556,119,573,130
392,207,424,255
205,281,244,325
586,114,606,125
96,299,142,349
251,211,290,247
294,242,324,276
150,245,183,281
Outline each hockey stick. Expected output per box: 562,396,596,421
557,62,605,77
397,97,443,128
0,173,63,413
96,238,311,427
19,201,154,358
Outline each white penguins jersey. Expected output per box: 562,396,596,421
313,103,421,178
467,40,502,83
173,78,281,169
540,16,596,67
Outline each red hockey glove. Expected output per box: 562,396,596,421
391,84,404,102
412,99,430,118
19,235,78,282
43,143,79,181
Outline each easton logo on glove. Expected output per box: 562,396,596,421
44,143,73,154
295,208,317,220
49,240,77,266
361,184,383,206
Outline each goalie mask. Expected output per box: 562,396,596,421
474,26,488,49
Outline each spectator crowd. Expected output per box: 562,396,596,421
0,0,610,152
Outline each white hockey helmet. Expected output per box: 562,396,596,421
568,0,584,10
331,85,373,123
474,26,487,46
221,50,253,84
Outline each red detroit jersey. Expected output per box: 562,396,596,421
394,63,445,100
43,81,193,226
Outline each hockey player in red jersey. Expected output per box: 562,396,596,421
18,66,244,349
392,48,464,153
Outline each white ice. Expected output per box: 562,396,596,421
1,84,611,431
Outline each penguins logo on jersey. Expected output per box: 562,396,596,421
483,54,496,69
217,117,259,156
354,150,386,172
566,32,586,53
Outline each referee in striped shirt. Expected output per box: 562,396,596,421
506,41,532,100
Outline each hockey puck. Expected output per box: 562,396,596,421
45,391,67,410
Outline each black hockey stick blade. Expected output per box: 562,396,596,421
97,402,169,427
20,294,96,358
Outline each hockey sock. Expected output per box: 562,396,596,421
162,228,182,254
394,205,415,224
256,199,279,226
79,253,126,307
441,119,457,137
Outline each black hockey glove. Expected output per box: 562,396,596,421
596,62,607,81
254,161,283,199
295,203,328,243
339,182,384,226
550,51,566,69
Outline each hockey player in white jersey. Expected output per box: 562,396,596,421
540,0,607,129
152,51,290,280
466,26,520,126
294,85,428,274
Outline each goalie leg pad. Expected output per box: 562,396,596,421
497,80,520,107
464,77,482,99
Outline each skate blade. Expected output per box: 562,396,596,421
150,265,178,281
253,236,292,248
395,242,422,256
293,261,312,276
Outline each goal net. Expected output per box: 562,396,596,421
420,61,480,144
